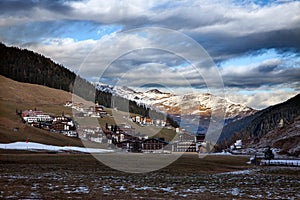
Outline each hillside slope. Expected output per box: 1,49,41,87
0,75,95,147
246,116,300,156
218,94,300,154
0,75,73,105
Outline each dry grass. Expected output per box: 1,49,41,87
0,76,95,146
0,75,73,105
0,153,299,199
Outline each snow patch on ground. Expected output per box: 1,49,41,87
0,142,114,153
219,169,255,175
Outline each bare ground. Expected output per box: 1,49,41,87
0,153,299,199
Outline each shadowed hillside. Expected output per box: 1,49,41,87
0,75,96,146
0,43,77,92
218,94,300,151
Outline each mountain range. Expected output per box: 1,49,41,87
94,82,256,120
94,82,258,135
95,83,300,156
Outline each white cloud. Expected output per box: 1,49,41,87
225,88,298,109
27,38,98,72
1,0,299,109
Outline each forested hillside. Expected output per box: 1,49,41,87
0,43,77,91
218,94,300,147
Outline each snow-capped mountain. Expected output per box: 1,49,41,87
93,82,256,120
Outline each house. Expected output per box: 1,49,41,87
135,116,141,123
234,140,242,149
23,116,39,123
23,114,52,123
64,101,73,107
141,138,169,153
172,141,196,152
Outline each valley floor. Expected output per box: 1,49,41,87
0,153,299,199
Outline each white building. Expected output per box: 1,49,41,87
23,114,52,123
235,140,242,149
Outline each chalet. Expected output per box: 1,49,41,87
171,132,205,152
141,138,169,153
172,141,196,152
23,115,52,123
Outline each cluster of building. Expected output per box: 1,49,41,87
130,115,167,127
19,101,211,153
20,109,78,137
79,122,207,153
65,101,107,118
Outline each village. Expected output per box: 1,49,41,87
18,109,78,137
17,101,212,154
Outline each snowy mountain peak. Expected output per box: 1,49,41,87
146,89,169,94
94,82,256,120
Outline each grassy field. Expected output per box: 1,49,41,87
0,153,299,199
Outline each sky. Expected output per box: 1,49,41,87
0,0,299,109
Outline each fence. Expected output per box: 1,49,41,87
260,159,300,167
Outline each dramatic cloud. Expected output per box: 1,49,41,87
225,88,299,110
221,58,300,88
0,0,299,109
